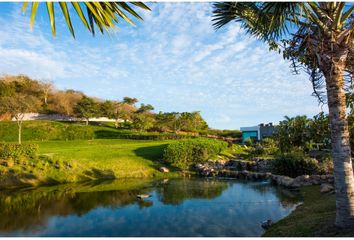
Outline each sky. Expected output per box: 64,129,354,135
0,2,326,129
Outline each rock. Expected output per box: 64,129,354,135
320,183,334,193
195,163,203,170
159,167,169,173
320,175,327,180
279,176,294,187
261,219,274,229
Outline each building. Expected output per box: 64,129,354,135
240,123,275,142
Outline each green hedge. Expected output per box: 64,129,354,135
0,143,39,159
163,138,228,170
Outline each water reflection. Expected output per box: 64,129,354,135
0,178,301,237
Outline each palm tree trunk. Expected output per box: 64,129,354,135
322,43,354,227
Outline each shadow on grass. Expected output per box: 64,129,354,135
133,144,169,162
94,130,128,139
133,145,181,172
82,168,116,180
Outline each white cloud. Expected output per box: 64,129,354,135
0,2,323,129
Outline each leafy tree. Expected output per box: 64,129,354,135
308,112,331,149
136,103,154,113
123,97,138,105
212,2,354,226
74,96,99,125
0,94,40,144
154,112,180,133
180,112,208,132
100,100,128,128
132,112,155,132
23,2,150,38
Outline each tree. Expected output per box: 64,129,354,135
212,2,354,226
154,112,181,133
39,79,53,105
74,96,99,125
0,94,40,144
23,2,150,38
179,112,208,132
132,112,155,132
137,103,154,113
123,97,138,105
49,90,83,116
100,100,125,128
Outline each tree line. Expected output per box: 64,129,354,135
0,75,211,143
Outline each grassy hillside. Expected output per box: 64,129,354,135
0,139,181,189
0,120,191,142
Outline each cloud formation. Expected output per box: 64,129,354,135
0,3,324,129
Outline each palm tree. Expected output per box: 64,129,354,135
212,2,354,227
23,2,150,37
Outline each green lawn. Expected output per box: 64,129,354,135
263,186,354,237
0,139,180,188
37,139,175,178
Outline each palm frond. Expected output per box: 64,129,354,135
212,2,304,41
23,2,151,37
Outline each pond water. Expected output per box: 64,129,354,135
0,178,301,237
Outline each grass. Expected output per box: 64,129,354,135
38,139,176,178
0,120,194,142
263,185,354,237
0,139,181,189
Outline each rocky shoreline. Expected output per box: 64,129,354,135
196,159,334,191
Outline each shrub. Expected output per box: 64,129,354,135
63,125,95,140
244,138,253,146
0,143,39,159
163,138,228,170
273,150,319,177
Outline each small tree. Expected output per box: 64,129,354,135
39,79,53,105
74,96,98,125
0,94,40,144
123,96,138,105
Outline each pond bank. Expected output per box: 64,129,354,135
263,185,354,237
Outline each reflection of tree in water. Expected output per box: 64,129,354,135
244,181,301,208
0,180,153,233
156,179,229,205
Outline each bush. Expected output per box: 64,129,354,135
163,138,228,170
273,150,319,177
63,125,95,140
244,138,253,146
0,143,39,159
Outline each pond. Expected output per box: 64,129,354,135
0,178,301,237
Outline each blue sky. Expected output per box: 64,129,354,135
0,2,326,129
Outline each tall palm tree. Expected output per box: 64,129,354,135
23,2,151,37
212,2,354,227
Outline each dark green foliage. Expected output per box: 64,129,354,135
244,138,253,146
274,113,331,153
73,96,99,122
163,139,228,170
0,143,38,159
63,125,95,140
273,150,319,177
248,138,279,157
95,131,194,140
